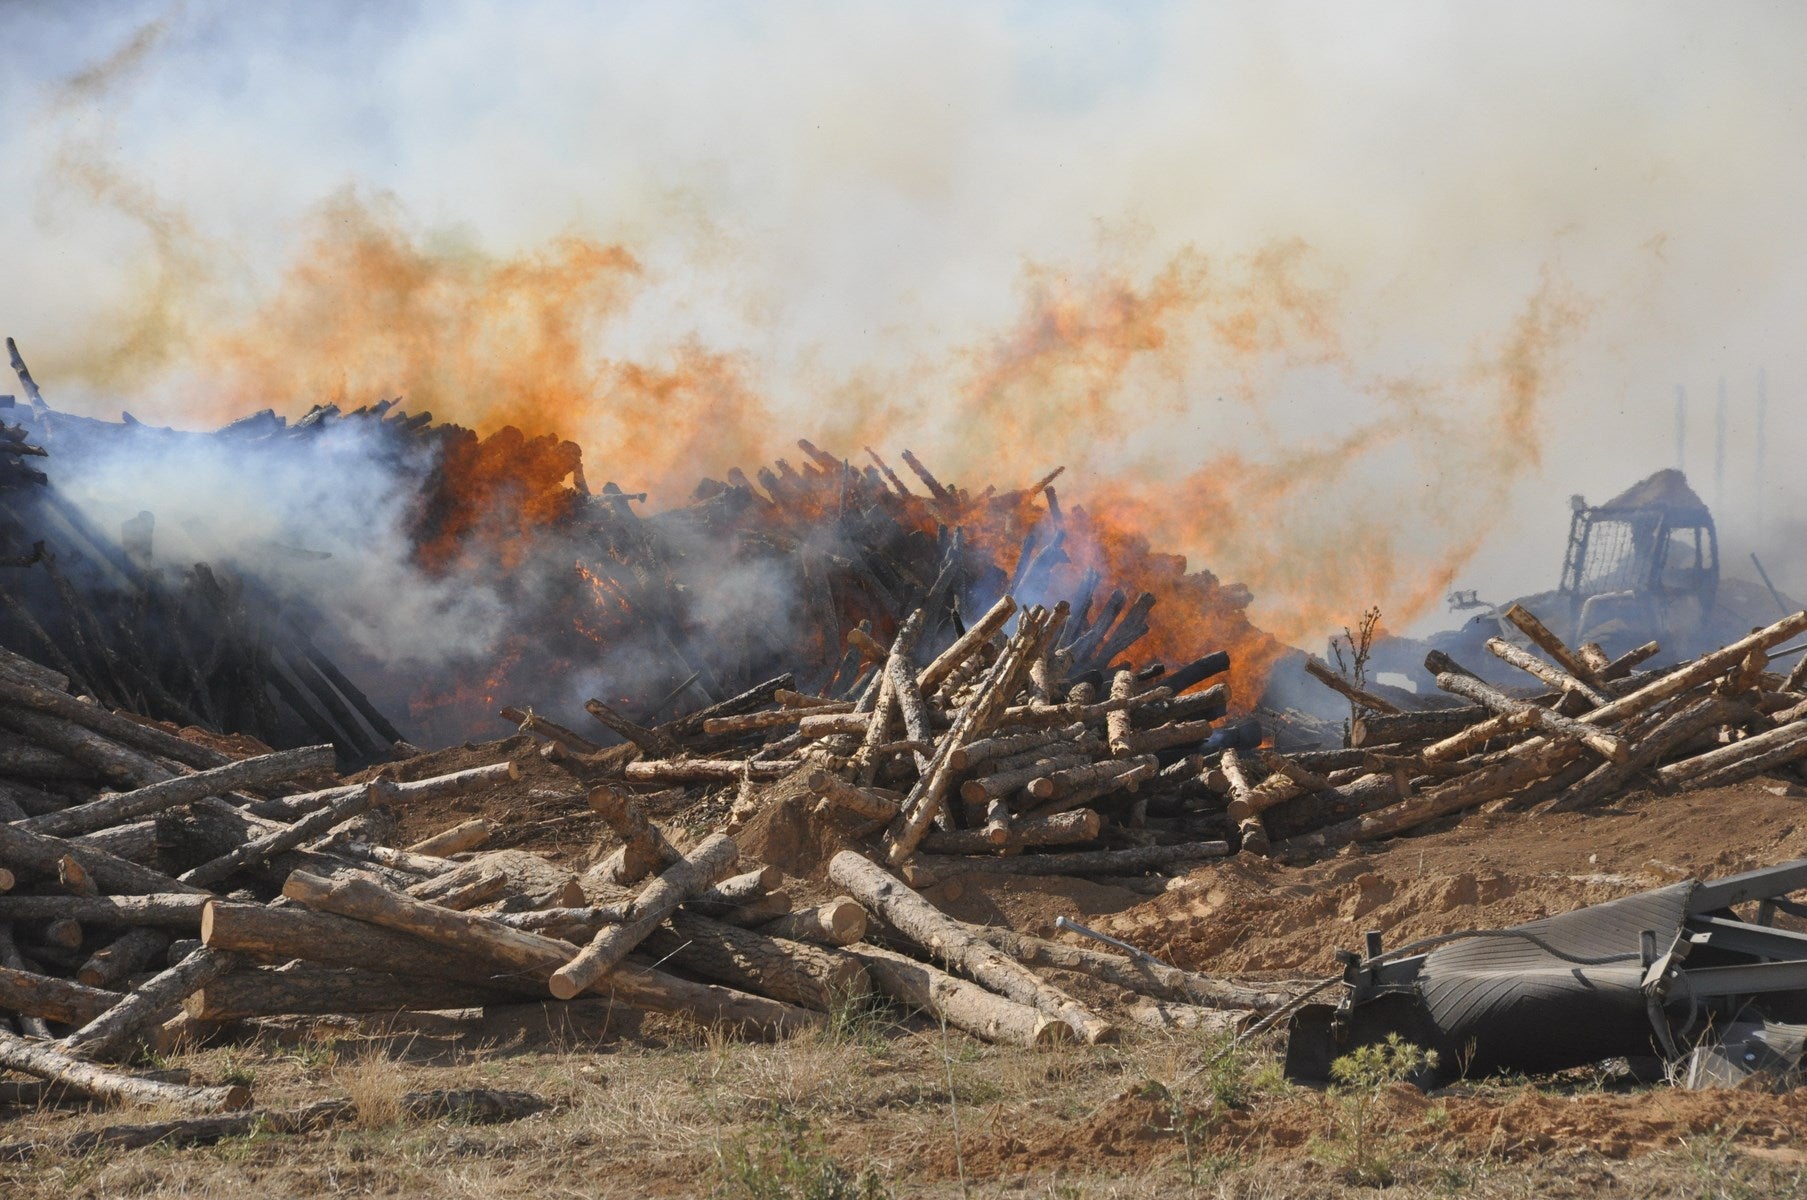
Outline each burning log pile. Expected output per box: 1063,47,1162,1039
0,346,407,765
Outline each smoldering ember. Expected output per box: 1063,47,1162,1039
7,9,1807,1199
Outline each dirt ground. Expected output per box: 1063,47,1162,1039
5,764,1807,1197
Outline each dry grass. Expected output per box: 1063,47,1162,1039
0,1014,1800,1199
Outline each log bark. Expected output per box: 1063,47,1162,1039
1543,696,1748,813
1656,717,1807,790
959,753,1092,805
919,809,1102,855
0,818,205,895
1485,637,1610,705
916,841,1229,876
76,927,171,988
1503,603,1603,686
0,707,173,788
584,698,681,758
246,761,519,822
179,782,391,888
622,759,798,783
975,926,1290,1011
265,878,816,1036
640,911,870,1011
21,745,338,837
60,946,238,1059
184,965,514,1020
807,770,902,821
757,898,868,948
917,595,1016,695
550,832,738,999
499,706,602,755
0,676,231,771
828,850,1111,1043
847,943,1066,1047
1031,759,1158,817
949,725,1067,772
0,1029,249,1112
1219,748,1271,855
1434,671,1629,762
1105,670,1136,756
0,963,116,1025
1026,757,1156,802
1350,707,1487,747
1301,658,1402,714
409,850,583,909
886,607,1057,863
586,786,678,887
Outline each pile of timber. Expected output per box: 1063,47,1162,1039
0,639,1282,1129
2,336,1275,746
496,591,1250,884
1251,603,1807,856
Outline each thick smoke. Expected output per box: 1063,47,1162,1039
5,0,1806,666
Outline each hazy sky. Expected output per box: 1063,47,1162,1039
5,1,1806,640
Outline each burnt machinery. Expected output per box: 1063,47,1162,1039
1286,859,1807,1089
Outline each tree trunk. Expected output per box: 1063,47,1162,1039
0,818,205,896
550,833,738,999
405,819,493,857
61,946,237,1059
0,893,208,929
757,898,868,947
828,850,1111,1043
639,911,870,1011
185,965,514,1020
974,927,1290,1011
21,745,337,838
0,962,116,1025
0,1029,250,1112
919,810,1101,856
847,943,1066,1047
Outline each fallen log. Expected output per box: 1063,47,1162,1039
0,1029,249,1112
269,876,815,1036
1434,671,1629,762
20,745,337,837
846,943,1066,1047
829,850,1111,1043
76,927,170,988
975,926,1290,1011
550,832,738,999
405,818,493,857
757,898,868,947
1656,716,1807,790
245,761,519,822
622,759,798,783
1543,696,1749,814
1503,603,1603,686
60,946,238,1059
0,675,232,771
1302,658,1402,715
179,781,392,888
0,962,116,1025
640,911,870,1011
0,707,173,788
919,809,1102,856
184,965,515,1020
0,819,205,896
585,786,680,887
1485,637,1609,705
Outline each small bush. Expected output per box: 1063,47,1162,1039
1316,1034,1437,1187
715,1114,891,1200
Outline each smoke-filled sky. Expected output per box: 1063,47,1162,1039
5,0,1806,646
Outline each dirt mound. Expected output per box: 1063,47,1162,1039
354,735,597,864
1099,780,1807,975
